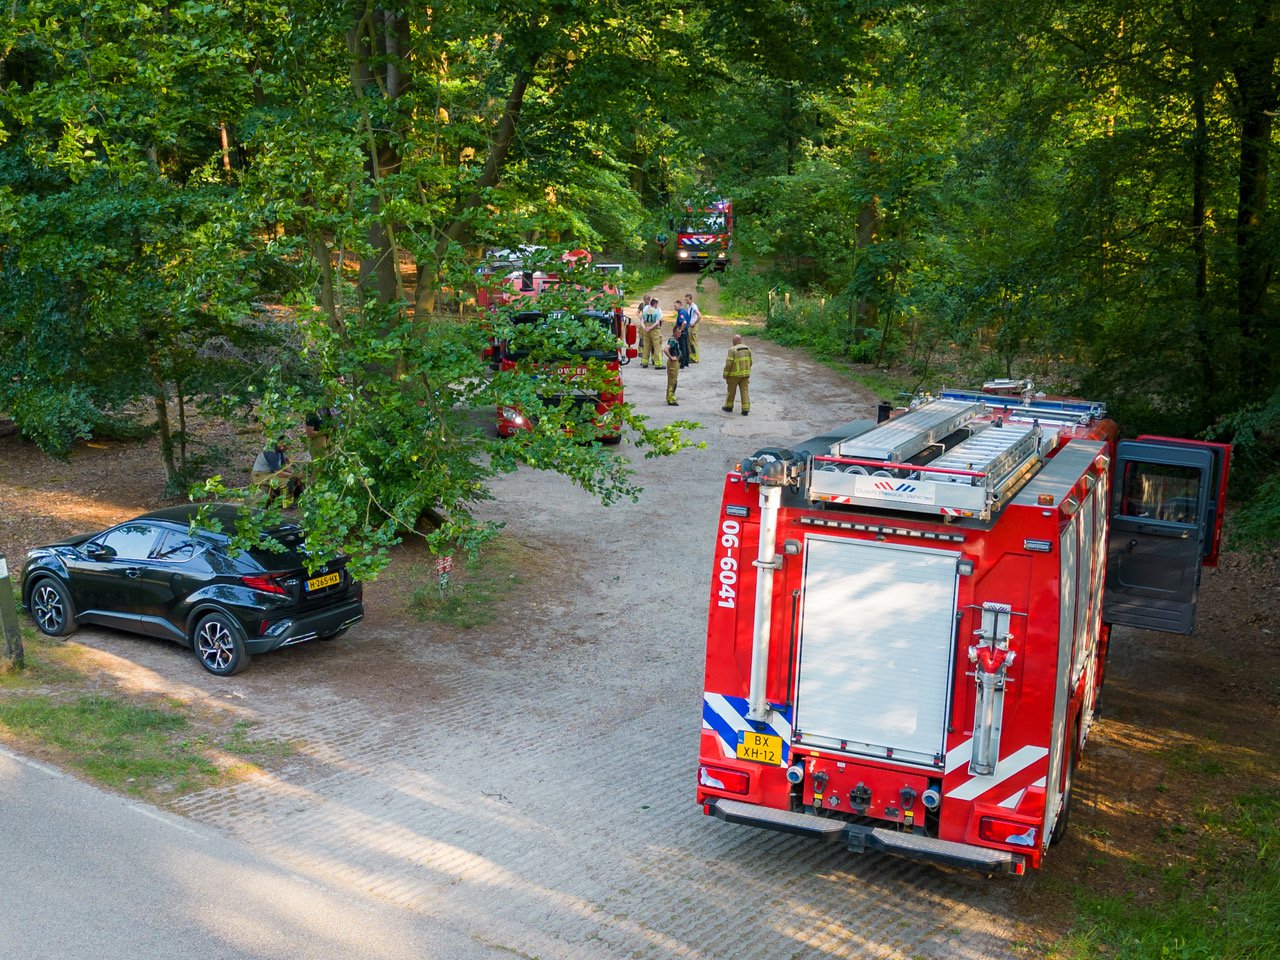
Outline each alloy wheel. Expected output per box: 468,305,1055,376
196,617,236,672
32,583,66,634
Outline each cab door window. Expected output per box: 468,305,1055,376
1120,463,1201,525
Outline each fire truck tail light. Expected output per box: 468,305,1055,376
699,765,750,796
978,816,1037,846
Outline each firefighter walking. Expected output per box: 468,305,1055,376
722,334,752,415
664,332,682,405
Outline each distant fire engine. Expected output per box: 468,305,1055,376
675,198,732,271
696,386,1230,874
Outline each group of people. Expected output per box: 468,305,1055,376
635,292,752,414
251,404,336,506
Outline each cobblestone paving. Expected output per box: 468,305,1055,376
158,292,1031,958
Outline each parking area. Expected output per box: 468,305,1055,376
5,286,1039,958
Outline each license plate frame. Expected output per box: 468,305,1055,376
736,730,783,766
305,572,340,592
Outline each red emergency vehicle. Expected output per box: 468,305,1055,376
480,249,637,444
675,199,732,271
476,247,622,309
490,307,633,444
696,386,1229,874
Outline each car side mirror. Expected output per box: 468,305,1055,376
85,543,116,561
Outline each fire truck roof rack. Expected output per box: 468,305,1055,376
835,400,979,462
803,391,1105,519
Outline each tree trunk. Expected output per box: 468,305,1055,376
1189,14,1218,417
176,384,188,476
414,50,542,318
855,188,880,348
150,378,177,485
1233,25,1277,400
349,6,411,311
310,231,344,335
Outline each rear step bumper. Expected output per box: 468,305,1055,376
706,797,1025,875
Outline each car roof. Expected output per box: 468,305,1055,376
135,503,243,528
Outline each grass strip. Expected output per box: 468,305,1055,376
1056,792,1280,959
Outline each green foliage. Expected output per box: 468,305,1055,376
1209,387,1280,552
1060,792,1280,960
3,0,1276,564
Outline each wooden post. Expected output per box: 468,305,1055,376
0,554,24,670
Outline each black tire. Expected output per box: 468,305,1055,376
1050,740,1078,846
192,612,251,676
29,577,77,637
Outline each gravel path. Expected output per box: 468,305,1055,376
21,274,1037,958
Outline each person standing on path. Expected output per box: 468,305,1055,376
664,331,682,405
722,334,752,415
640,297,664,369
685,292,702,362
673,298,691,369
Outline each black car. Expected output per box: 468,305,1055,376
20,504,363,676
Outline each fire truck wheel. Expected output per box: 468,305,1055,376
1050,740,1079,846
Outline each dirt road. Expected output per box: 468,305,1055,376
5,274,1037,958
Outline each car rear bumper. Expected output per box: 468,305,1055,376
248,598,365,654
704,797,1027,875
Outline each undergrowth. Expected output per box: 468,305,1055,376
411,536,528,629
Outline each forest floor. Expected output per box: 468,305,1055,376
1,278,1277,953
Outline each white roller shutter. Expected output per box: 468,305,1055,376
794,536,960,768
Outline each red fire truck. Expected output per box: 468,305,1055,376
490,307,634,443
696,386,1230,874
675,199,733,271
480,249,637,444
476,247,623,309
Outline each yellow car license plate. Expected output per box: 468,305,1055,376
306,572,340,592
736,730,783,766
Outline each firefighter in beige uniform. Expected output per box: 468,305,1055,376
639,298,665,368
722,334,752,415
664,333,682,405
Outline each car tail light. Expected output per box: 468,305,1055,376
978,816,1037,847
241,574,287,595
699,765,750,796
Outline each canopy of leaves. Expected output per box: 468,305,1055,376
2,0,1276,556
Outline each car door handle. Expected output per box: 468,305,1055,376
125,568,142,579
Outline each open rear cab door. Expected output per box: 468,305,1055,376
1104,438,1231,635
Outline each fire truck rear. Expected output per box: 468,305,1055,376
696,387,1229,873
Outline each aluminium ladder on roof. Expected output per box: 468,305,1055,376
806,399,1053,518
929,421,1044,489
834,400,980,462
